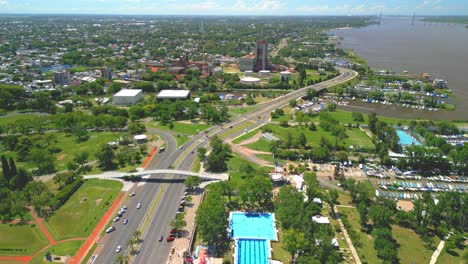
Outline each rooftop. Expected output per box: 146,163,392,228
311,215,330,224
157,89,190,99
114,89,142,97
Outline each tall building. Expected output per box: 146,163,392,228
101,66,112,81
254,41,269,72
53,70,70,85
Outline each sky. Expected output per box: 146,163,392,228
0,0,467,15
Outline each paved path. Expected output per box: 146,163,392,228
429,233,451,264
29,207,56,244
334,205,362,264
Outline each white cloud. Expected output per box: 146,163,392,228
0,0,9,6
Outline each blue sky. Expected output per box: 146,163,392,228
0,0,467,15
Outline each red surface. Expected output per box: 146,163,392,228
142,147,157,168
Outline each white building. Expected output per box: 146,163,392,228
156,90,190,100
311,215,330,224
113,89,143,105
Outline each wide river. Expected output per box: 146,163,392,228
330,16,468,120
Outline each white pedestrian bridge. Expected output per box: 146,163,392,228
84,169,229,191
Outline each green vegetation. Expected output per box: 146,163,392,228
392,225,434,264
0,224,49,256
30,240,84,264
174,134,190,147
229,106,258,115
148,121,211,135
231,129,259,144
339,207,380,263
271,228,291,263
218,121,255,139
44,179,122,240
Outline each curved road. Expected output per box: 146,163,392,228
93,68,357,264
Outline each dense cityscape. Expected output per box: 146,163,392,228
0,5,467,264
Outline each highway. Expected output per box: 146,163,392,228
93,68,357,264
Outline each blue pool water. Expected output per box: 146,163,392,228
397,130,421,145
236,238,269,264
229,212,277,240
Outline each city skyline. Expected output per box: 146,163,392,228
0,0,467,16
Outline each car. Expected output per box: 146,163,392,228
129,192,135,197
113,216,120,222
166,236,175,242
117,211,123,217
122,206,127,211
170,229,176,234
158,147,166,153
179,146,184,150
158,236,164,242
123,218,128,225
181,196,186,200
136,203,141,209
116,245,122,253
106,226,116,233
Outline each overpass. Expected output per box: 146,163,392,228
84,169,229,190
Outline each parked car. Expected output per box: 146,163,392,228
129,192,135,197
136,203,141,209
106,226,116,233
166,236,175,242
158,236,164,242
123,218,128,225
113,216,120,222
116,245,122,253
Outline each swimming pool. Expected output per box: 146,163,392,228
235,238,269,264
397,130,421,145
229,212,277,240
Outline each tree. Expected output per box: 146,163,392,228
205,136,231,172
195,192,228,245
127,122,146,135
170,214,187,231
289,99,297,107
29,148,55,174
368,112,378,134
10,168,32,190
1,155,10,181
328,189,339,216
15,137,32,161
74,152,89,171
368,205,394,228
336,151,348,162
297,132,307,148
8,157,17,177
276,186,305,230
184,176,202,189
283,229,308,261
96,144,115,170
197,147,207,161
352,112,364,122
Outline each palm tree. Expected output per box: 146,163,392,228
133,229,142,243
115,253,129,264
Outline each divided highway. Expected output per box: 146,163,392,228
93,68,357,264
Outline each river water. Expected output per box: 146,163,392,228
330,16,468,120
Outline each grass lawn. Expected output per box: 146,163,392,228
0,114,46,127
246,138,271,152
231,129,259,144
44,179,122,240
271,113,293,122
437,245,467,264
174,134,190,147
392,225,435,264
271,227,291,263
229,105,259,115
227,154,262,188
339,207,380,264
190,157,201,172
260,124,372,150
2,131,121,171
0,224,49,256
29,240,84,264
344,128,374,150
148,121,211,135
256,154,274,163
219,121,255,139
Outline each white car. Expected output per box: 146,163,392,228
123,218,128,225
129,192,135,197
106,226,115,233
136,203,141,209
116,245,122,253
113,216,120,222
